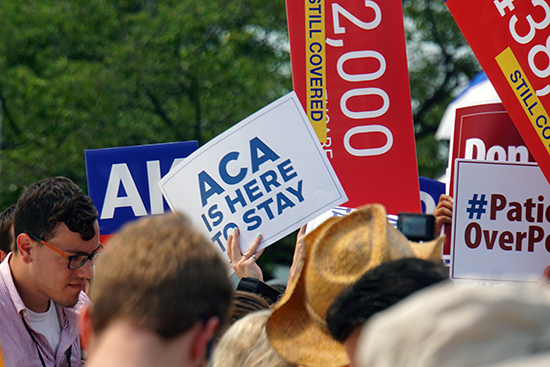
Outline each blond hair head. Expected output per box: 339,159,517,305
213,310,296,367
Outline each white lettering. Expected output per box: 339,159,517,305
465,138,486,160
344,125,393,156
100,163,147,219
337,50,386,82
341,87,389,119
147,158,185,215
486,145,507,161
464,138,529,162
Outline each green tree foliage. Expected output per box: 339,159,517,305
0,0,481,276
0,0,291,207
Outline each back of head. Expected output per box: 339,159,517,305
327,257,448,342
89,212,232,339
227,290,271,326
213,310,296,367
0,205,16,255
218,290,271,337
356,282,550,367
13,177,98,242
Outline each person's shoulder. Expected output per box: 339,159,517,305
0,275,11,310
0,256,18,308
74,291,91,314
58,291,90,319
0,254,12,281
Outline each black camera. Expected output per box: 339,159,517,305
397,213,436,242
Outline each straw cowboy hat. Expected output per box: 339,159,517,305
266,204,444,367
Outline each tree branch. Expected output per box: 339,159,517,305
179,78,202,144
146,88,180,138
0,89,23,138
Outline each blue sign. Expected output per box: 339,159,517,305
419,176,446,214
85,141,198,237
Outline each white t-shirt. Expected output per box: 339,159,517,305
28,300,61,352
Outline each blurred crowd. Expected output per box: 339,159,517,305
1,177,550,367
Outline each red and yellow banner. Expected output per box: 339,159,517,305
305,0,327,141
447,0,550,184
286,0,421,213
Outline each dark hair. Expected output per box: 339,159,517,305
13,177,98,243
326,257,448,342
0,205,16,254
217,290,272,340
228,290,271,325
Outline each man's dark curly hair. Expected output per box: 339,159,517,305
0,205,16,254
326,257,448,343
14,177,98,243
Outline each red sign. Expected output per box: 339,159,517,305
286,0,421,214
446,0,550,185
443,103,535,255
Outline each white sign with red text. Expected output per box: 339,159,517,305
451,159,550,283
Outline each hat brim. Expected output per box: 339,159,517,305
267,216,349,367
266,273,349,367
266,205,444,367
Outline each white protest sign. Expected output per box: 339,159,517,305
305,206,399,236
451,159,550,283
159,92,347,255
305,207,354,235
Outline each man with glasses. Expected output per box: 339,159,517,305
0,177,100,367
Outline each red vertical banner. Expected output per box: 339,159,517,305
446,0,550,185
286,0,421,214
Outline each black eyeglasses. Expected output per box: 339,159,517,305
28,233,104,270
